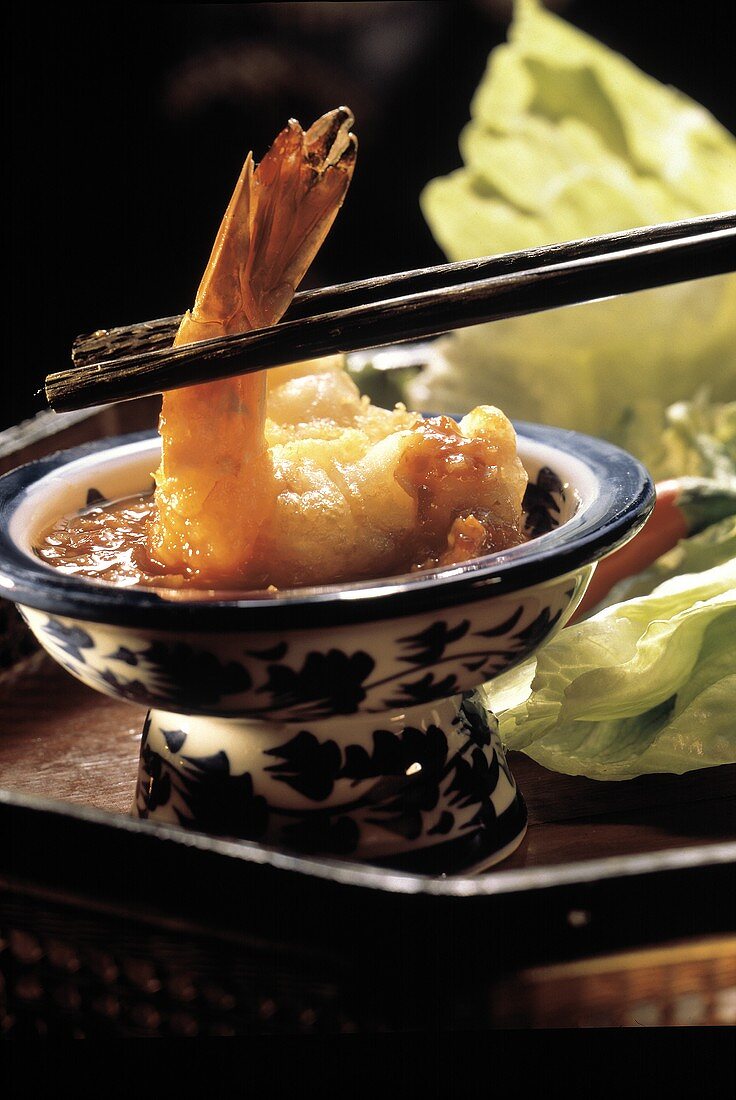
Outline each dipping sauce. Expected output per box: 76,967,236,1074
36,497,172,588
35,481,528,593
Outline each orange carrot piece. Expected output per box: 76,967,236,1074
570,481,687,623
570,475,736,622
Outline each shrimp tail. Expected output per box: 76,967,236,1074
150,108,357,582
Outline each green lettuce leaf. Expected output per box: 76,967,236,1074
407,0,736,780
408,0,736,779
486,529,736,778
619,391,736,483
409,0,736,444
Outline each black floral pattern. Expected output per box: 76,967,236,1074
264,730,342,801
511,605,563,649
136,691,514,860
382,671,461,708
360,725,450,840
446,744,499,814
256,648,375,717
101,640,252,709
162,727,187,753
107,645,139,666
475,606,525,638
367,598,565,710
42,618,95,663
523,466,565,537
176,758,269,841
141,641,252,706
139,739,270,841
43,586,566,722
99,666,163,705
397,619,469,665
264,723,450,808
341,724,448,785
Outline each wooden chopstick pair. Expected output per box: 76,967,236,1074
46,211,736,412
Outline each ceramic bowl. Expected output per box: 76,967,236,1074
0,425,653,872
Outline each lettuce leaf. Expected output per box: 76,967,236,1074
486,525,736,778
409,0,736,444
411,0,736,779
619,391,736,483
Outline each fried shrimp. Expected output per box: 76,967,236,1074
39,110,531,591
149,108,357,583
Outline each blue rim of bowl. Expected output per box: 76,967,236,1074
0,424,654,631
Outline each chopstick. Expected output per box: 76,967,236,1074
70,210,736,369
47,212,736,412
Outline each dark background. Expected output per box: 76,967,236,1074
8,1,736,429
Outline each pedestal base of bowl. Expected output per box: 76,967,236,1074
134,688,527,874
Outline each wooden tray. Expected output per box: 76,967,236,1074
1,399,735,1035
